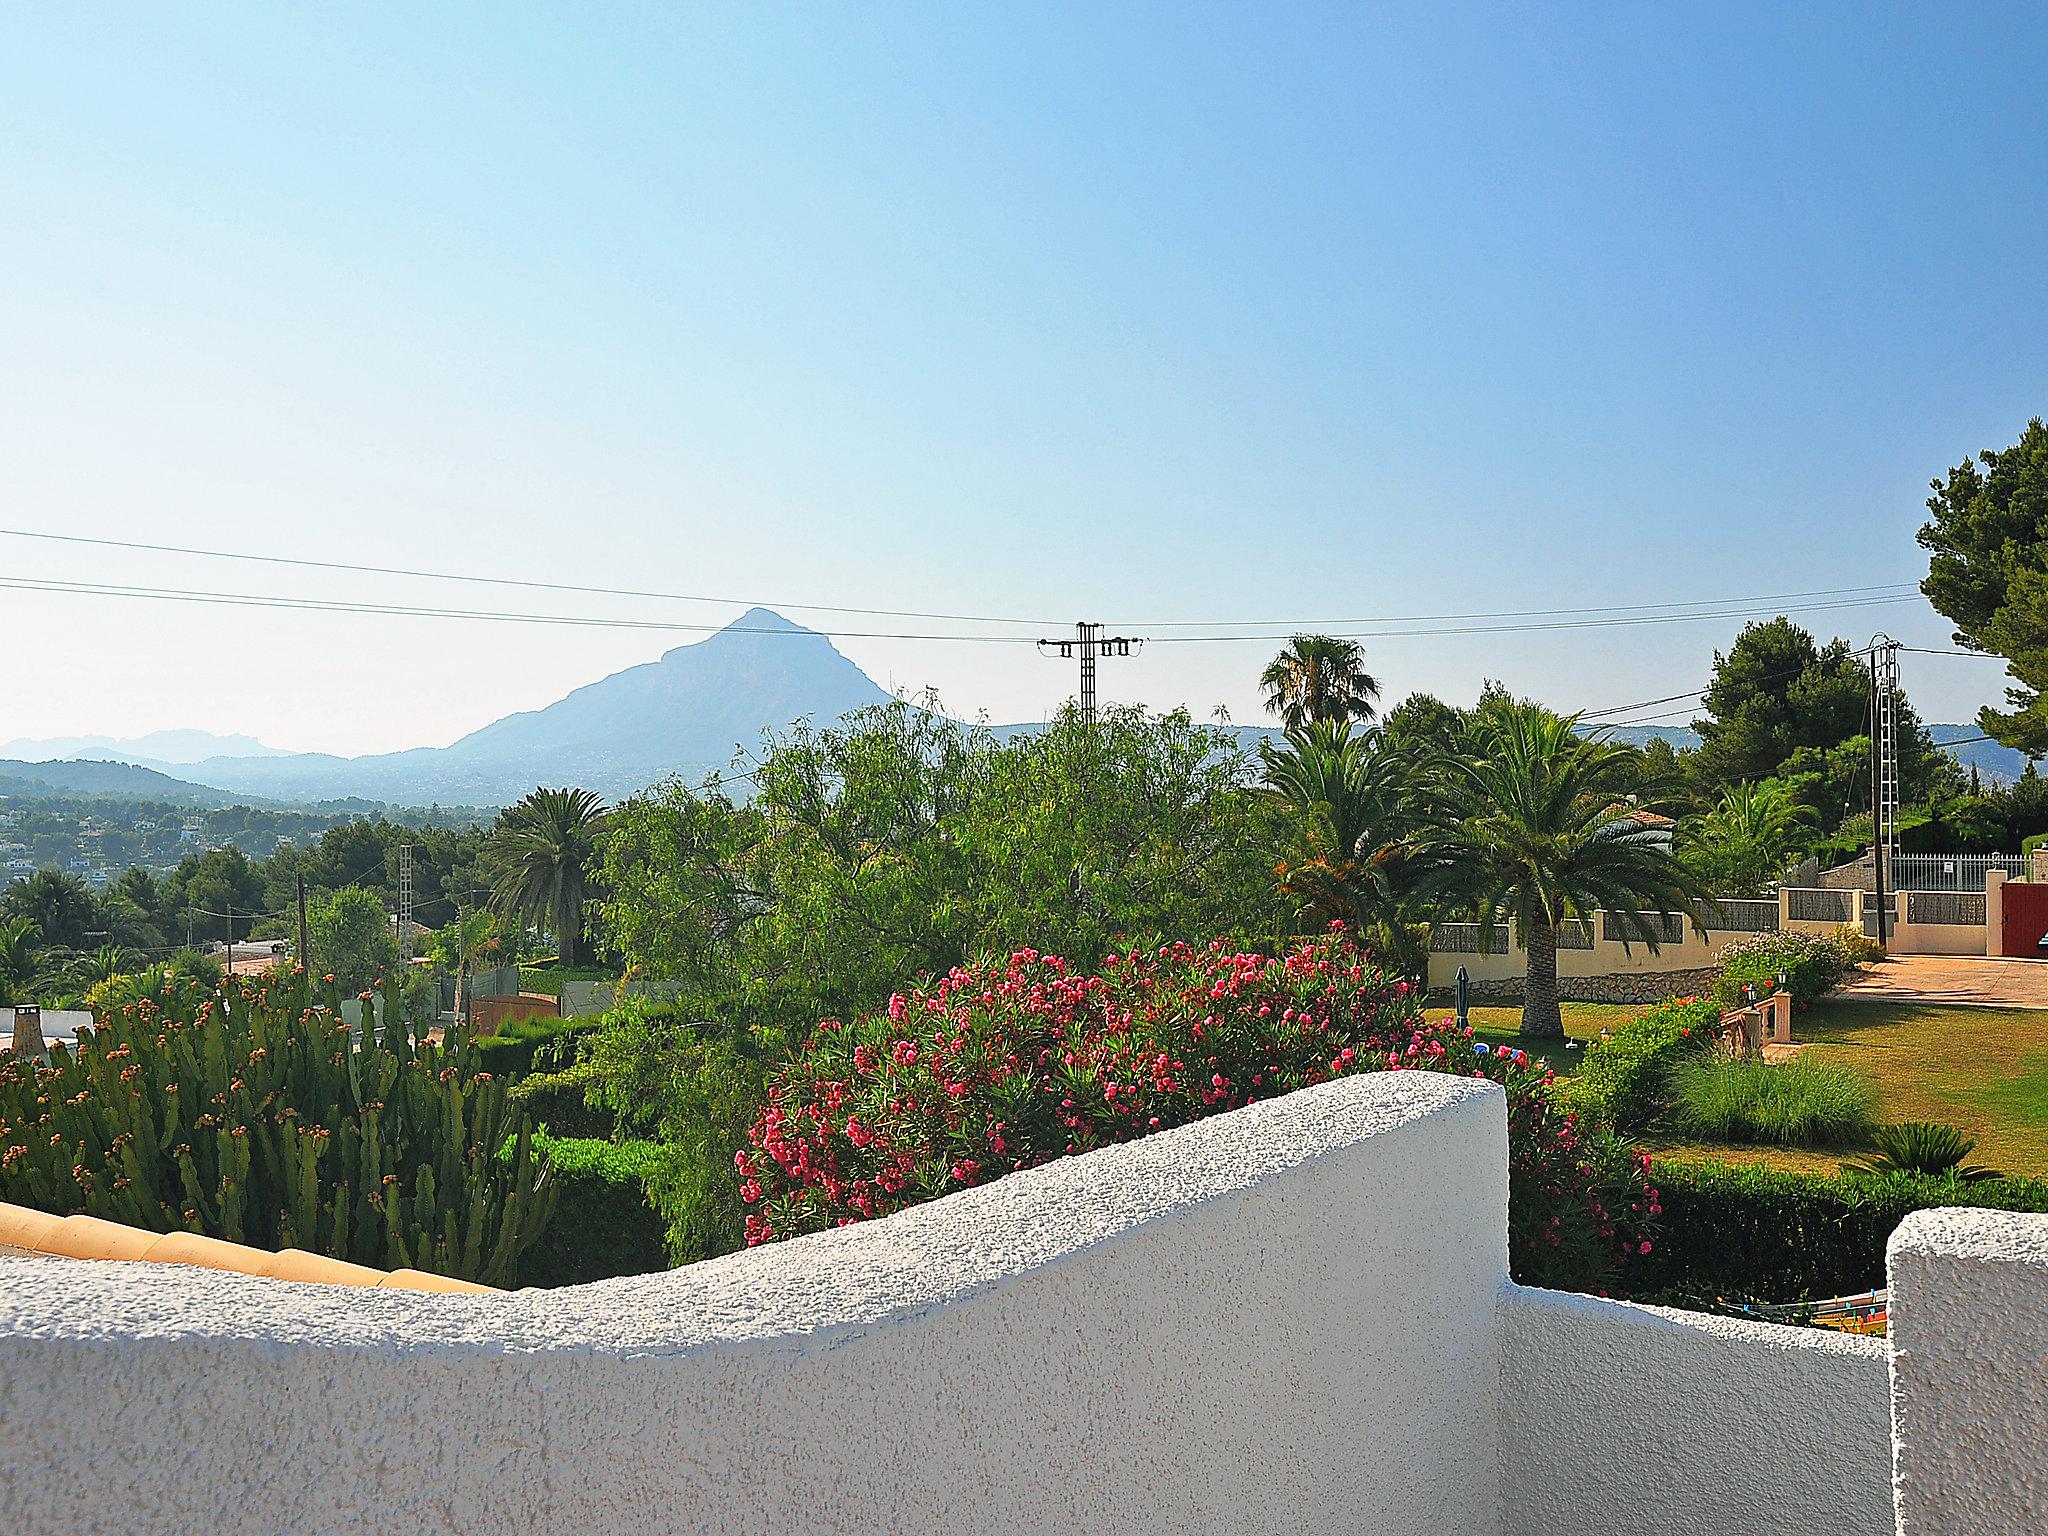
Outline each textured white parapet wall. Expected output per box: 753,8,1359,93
0,1072,1508,1536
1497,1285,1892,1536
1889,1207,2048,1533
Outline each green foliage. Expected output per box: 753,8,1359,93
1682,780,1813,897
306,886,400,994
0,915,42,1004
1259,634,1380,730
0,869,99,951
471,1014,598,1079
1692,618,1950,804
487,787,609,967
1920,417,2048,754
1560,996,1720,1130
579,998,791,1264
1261,720,1429,971
0,973,555,1285
594,701,1283,1042
1852,1121,2003,1182
514,1134,667,1287
1634,1162,2048,1302
1666,1054,1877,1147
1421,702,1710,1038
507,1057,618,1139
1713,929,1852,1009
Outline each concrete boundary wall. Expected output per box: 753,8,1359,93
1889,1207,2048,1533
1498,1286,1892,1536
0,1073,1510,1536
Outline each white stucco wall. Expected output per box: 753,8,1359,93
1889,1207,2048,1534
1497,1285,1893,1536
0,1072,1510,1536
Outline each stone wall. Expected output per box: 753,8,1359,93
1434,965,1720,1005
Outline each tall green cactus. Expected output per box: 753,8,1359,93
0,969,555,1286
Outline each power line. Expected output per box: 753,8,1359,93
0,573,1931,647
1133,581,1923,629
0,526,1063,627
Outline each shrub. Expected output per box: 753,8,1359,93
508,1057,619,1139
1667,1053,1876,1147
1560,996,1720,1129
471,1014,598,1079
514,1135,667,1287
1713,930,1852,1010
740,930,1658,1295
1633,1161,2048,1302
581,999,791,1265
1852,1121,2002,1181
0,973,554,1285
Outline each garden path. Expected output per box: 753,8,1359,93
1837,954,2048,1009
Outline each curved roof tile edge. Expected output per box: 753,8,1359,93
0,1201,498,1293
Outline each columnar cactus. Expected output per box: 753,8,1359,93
0,970,554,1286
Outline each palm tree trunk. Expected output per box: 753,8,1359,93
1521,918,1564,1040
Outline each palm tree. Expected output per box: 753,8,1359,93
1262,720,1430,974
1684,781,1814,899
1260,635,1381,732
0,916,43,1004
1421,704,1710,1039
486,787,609,967
61,944,142,992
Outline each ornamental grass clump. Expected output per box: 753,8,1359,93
739,928,1659,1295
1667,1052,1876,1148
0,971,554,1286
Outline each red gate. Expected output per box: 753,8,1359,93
2000,882,2048,957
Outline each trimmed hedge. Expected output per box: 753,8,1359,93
516,1135,669,1288
1631,1160,2048,1304
508,1058,618,1139
1559,996,1719,1130
471,1016,599,1080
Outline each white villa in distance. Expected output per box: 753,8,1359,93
1,1070,2042,1534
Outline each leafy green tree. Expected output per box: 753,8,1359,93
1260,634,1381,731
1920,418,2048,753
1692,618,1946,800
594,702,1280,1040
1422,704,1711,1040
162,846,267,944
1380,691,1466,755
1261,720,1430,972
0,869,99,952
307,887,401,994
488,788,609,967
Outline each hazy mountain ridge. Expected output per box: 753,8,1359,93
0,729,293,767
165,608,895,806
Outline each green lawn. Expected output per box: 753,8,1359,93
1477,995,2048,1180
1462,1001,1634,1077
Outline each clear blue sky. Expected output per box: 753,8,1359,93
2,4,2042,754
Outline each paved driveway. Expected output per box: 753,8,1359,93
1838,953,2048,1009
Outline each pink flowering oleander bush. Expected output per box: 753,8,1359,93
738,928,1657,1295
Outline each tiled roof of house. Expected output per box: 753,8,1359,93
0,1201,497,1292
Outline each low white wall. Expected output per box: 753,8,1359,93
0,1073,1510,1536
1889,1207,2048,1533
1497,1286,1892,1536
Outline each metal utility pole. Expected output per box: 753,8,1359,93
296,870,311,976
224,900,233,973
397,843,416,962
1868,639,1900,949
1036,622,1143,725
